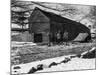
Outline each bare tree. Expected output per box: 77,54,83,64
11,0,30,30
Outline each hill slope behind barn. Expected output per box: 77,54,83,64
29,7,91,43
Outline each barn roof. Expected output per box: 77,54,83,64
33,7,75,23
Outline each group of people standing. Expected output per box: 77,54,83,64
49,31,69,45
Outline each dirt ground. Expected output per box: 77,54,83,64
11,42,96,65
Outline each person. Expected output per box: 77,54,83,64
63,31,68,45
56,31,61,44
48,32,53,46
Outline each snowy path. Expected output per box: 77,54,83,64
11,55,95,74
37,58,95,73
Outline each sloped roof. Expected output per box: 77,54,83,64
33,7,75,23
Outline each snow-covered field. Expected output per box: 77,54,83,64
37,58,95,73
11,54,95,74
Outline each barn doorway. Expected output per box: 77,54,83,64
34,33,42,43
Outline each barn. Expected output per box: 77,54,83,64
28,7,91,44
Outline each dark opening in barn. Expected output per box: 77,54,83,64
34,33,43,43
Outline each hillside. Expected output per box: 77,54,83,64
11,1,96,29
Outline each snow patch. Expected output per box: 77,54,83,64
11,54,95,74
